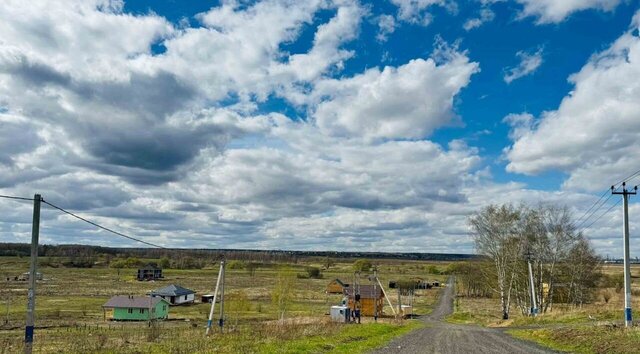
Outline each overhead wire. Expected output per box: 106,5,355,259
41,199,167,249
0,194,35,201
580,198,623,233
574,169,640,232
573,188,611,228
574,193,615,230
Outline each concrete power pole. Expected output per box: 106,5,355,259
525,250,537,317
205,260,224,336
373,267,378,322
24,194,41,354
613,182,637,328
219,260,225,332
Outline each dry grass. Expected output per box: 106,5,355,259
0,256,445,353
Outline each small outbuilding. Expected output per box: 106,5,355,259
102,295,169,321
201,294,221,303
326,279,350,294
137,264,163,281
345,285,384,317
18,272,43,281
149,284,195,305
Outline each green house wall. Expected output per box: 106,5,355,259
108,300,169,321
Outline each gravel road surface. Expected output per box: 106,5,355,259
371,277,558,354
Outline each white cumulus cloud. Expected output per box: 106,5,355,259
503,47,544,83
505,12,640,192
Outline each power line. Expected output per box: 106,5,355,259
574,168,640,231
41,199,167,249
0,194,35,201
580,198,622,233
614,168,640,188
575,193,615,230
573,188,611,228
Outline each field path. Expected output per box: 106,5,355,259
371,277,558,354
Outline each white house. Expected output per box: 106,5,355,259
148,284,195,305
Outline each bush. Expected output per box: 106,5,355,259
353,259,372,272
306,267,322,279
110,260,125,269
227,260,246,269
426,265,441,274
159,257,170,269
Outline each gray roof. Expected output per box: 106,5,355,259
103,296,167,308
139,264,161,271
149,284,195,297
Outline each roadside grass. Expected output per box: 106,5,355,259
446,265,640,353
259,320,424,354
509,325,640,354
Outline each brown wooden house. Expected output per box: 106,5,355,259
345,285,384,317
326,279,350,294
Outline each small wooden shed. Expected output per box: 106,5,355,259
326,279,350,294
345,285,384,317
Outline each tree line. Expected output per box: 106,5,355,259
454,203,601,319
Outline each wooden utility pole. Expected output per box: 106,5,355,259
24,194,41,354
612,182,637,327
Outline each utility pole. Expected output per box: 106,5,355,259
525,249,537,317
218,260,225,332
373,267,378,322
24,194,41,354
205,260,224,336
397,284,402,319
613,182,637,328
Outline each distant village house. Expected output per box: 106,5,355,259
102,295,169,321
137,264,163,281
149,284,195,305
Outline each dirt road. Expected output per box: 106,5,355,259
371,277,557,354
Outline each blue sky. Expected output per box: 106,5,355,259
130,0,638,190
1,0,640,255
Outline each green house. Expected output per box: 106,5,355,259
102,295,169,321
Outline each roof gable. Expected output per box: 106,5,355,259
103,296,167,308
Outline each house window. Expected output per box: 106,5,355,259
184,295,187,300
127,308,133,314
139,308,145,314
163,305,167,311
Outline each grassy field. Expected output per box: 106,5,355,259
0,256,446,353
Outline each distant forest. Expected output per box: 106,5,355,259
0,242,476,263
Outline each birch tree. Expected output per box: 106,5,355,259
470,204,524,320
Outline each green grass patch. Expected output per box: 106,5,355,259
259,320,424,354
509,326,640,354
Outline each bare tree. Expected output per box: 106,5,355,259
470,204,525,319
472,203,601,319
271,270,294,321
